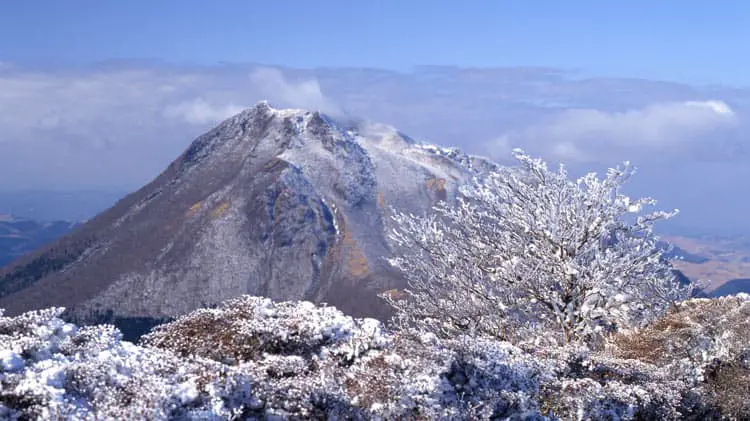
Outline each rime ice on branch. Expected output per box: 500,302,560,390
385,149,692,344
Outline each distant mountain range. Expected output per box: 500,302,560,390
0,102,492,328
0,215,80,268
711,278,750,296
0,190,126,222
663,234,750,296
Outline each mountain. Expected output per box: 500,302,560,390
711,278,750,297
0,215,80,268
658,241,710,264
0,102,487,326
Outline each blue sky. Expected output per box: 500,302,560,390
1,1,748,85
0,1,749,235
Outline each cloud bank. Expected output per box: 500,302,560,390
0,65,343,189
490,100,742,162
0,63,748,234
164,99,245,125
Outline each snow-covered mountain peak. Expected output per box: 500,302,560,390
212,102,462,165
239,100,307,118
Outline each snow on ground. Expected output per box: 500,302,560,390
2,294,748,419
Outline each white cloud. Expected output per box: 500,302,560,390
0,63,747,192
0,69,181,140
684,100,735,116
0,63,747,234
489,100,740,162
0,65,349,189
249,67,342,116
164,98,245,125
0,66,344,144
550,100,735,145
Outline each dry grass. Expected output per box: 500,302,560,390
142,306,265,364
426,177,447,202
610,309,695,364
607,296,750,419
344,354,393,409
610,297,750,365
185,201,203,217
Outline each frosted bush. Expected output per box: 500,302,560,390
2,295,747,419
385,150,691,344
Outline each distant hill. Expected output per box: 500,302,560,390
711,278,750,297
658,241,710,264
662,234,750,296
0,216,80,268
0,189,126,222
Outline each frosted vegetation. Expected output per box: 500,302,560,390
2,295,748,419
2,152,748,420
385,149,692,345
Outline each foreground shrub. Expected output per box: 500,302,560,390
607,294,750,419
386,150,690,345
2,295,748,420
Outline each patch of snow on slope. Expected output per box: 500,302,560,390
278,112,377,207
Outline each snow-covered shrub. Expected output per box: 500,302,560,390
0,306,268,420
385,150,691,344
440,336,549,419
2,295,747,420
608,294,750,419
340,331,551,420
141,296,547,419
537,347,688,420
142,295,387,365
0,298,549,420
142,295,392,419
609,295,750,368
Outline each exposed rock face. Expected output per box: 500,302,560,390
0,103,486,323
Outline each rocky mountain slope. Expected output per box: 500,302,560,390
0,102,488,325
0,215,79,269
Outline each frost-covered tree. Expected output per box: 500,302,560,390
385,149,692,344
